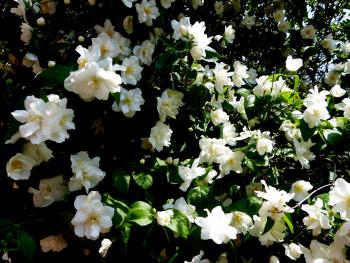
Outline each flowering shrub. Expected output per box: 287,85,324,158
1,0,350,262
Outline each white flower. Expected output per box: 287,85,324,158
75,45,100,69
231,211,253,234
121,0,136,8
301,198,331,236
22,52,42,74
223,25,235,43
71,191,115,240
232,61,249,87
149,121,173,152
173,197,196,222
112,87,145,118
256,132,274,155
335,98,350,118
325,70,342,87
213,62,233,93
330,85,346,98
341,41,350,54
300,240,345,263
286,56,303,71
121,56,143,85
290,180,313,202
195,206,237,244
210,108,229,126
192,0,203,9
241,15,255,30
113,32,132,60
94,18,115,37
160,0,175,9
245,68,258,85
273,9,285,22
123,15,134,34
198,137,227,164
222,122,238,146
6,153,36,180
303,104,330,128
20,23,33,45
293,139,315,169
301,25,316,39
329,178,350,220
185,250,209,263
64,62,122,101
133,40,155,65
11,0,28,18
157,89,184,122
321,34,336,53
40,234,67,252
269,256,280,263
279,120,301,141
99,238,112,258
68,151,106,192
215,1,224,16
283,243,303,260
135,0,159,26
178,159,206,191
22,142,53,165
335,221,350,246
29,175,68,207
278,21,290,33
218,149,245,176
256,180,294,221
171,17,191,40
188,21,213,60
91,32,119,59
156,210,173,226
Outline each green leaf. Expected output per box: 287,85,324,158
279,91,302,108
18,230,36,263
111,92,121,104
34,65,77,86
127,201,154,226
313,193,329,205
283,213,294,234
262,217,275,235
102,194,129,228
165,209,190,238
187,186,214,210
323,129,343,146
112,169,130,194
132,172,153,190
300,119,316,141
229,197,263,216
121,225,131,244
292,75,300,91
155,50,181,72
0,219,16,234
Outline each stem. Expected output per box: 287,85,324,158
291,183,333,209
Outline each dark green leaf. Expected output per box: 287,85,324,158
262,217,275,235
112,169,130,194
229,197,263,216
18,230,36,263
300,119,316,141
132,172,153,190
155,50,181,72
187,186,215,210
127,201,154,226
34,65,77,86
323,129,343,146
165,209,190,238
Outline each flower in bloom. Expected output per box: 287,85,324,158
303,105,330,128
22,142,53,165
232,60,249,87
188,21,213,60
6,153,36,180
195,206,237,244
321,34,336,53
99,238,112,258
241,15,255,30
273,9,285,22
283,243,303,260
325,70,341,87
215,1,224,16
198,137,227,164
329,178,350,220
223,25,235,44
160,0,175,9
121,0,136,8
91,32,119,59
185,250,209,263
171,17,191,41
301,25,316,39
290,180,313,202
269,256,280,263
157,89,184,122
300,240,347,263
149,121,173,152
29,175,68,207
293,139,315,169
213,62,233,93
256,132,274,155
286,56,303,71
222,122,238,146
40,234,67,252
231,211,253,234
279,120,301,141
256,181,294,221
112,87,145,118
22,52,42,74
330,85,346,98
178,158,206,192
335,98,350,118
135,0,159,26
278,21,290,33
301,198,331,236
210,108,229,126
121,56,143,85
20,23,33,45
133,40,155,66
163,197,196,223
71,191,115,240
64,62,122,101
156,210,173,226
217,148,245,177
68,151,106,193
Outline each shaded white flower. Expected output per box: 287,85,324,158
160,0,175,9
91,32,119,59
330,85,346,98
195,206,237,244
171,17,191,41
112,87,145,118
269,256,280,263
329,178,350,220
185,250,209,263
301,198,330,236
283,243,303,260
40,234,67,252
286,56,303,71
215,1,224,16
241,15,255,30
232,61,249,87
301,25,316,39
94,19,115,37
68,151,106,192
135,0,159,26
123,15,134,34
157,89,184,121
178,158,206,191
156,210,173,226
192,0,203,9
20,23,33,45
299,240,348,263
293,139,315,169
223,25,235,43
99,238,112,258
321,34,336,53
29,175,68,207
279,120,301,141
22,142,53,165
231,211,253,234
335,97,350,118
64,62,122,101
325,70,341,86
6,153,36,180
121,0,136,8
278,21,290,33
256,132,274,155
121,56,143,85
133,40,155,65
290,180,313,202
218,149,245,176
222,122,238,146
213,62,233,93
273,9,285,22
22,52,42,74
210,108,229,126
149,121,173,152
71,191,115,240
